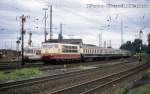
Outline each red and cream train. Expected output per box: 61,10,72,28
24,43,131,63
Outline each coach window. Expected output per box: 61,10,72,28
100,50,102,53
106,51,108,54
97,50,98,54
96,49,98,54
54,44,58,48
101,50,103,54
103,50,105,54
98,50,100,53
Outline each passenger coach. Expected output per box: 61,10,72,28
80,45,130,61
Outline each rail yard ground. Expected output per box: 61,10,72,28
0,58,132,82
95,58,150,94
0,57,149,94
113,66,150,94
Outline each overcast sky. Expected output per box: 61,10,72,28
0,0,150,49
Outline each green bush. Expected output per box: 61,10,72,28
128,84,150,94
114,87,126,94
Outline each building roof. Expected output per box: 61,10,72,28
46,39,83,45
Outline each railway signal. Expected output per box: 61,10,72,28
49,5,53,40
139,30,143,61
16,38,20,61
58,23,65,42
28,31,32,46
19,15,30,66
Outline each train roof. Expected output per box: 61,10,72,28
81,44,113,49
24,46,41,50
45,39,83,45
42,42,80,46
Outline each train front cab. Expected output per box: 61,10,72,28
41,43,81,64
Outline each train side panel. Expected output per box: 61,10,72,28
41,43,81,63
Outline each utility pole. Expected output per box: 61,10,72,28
98,33,102,47
139,30,143,61
58,23,65,42
28,31,32,46
109,40,112,48
121,17,123,46
43,8,48,42
108,40,111,48
49,5,53,40
104,41,106,48
20,15,29,66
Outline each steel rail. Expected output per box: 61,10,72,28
50,63,149,94
81,63,149,94
0,60,130,91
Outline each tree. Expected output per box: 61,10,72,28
132,39,142,53
120,41,133,51
120,39,142,53
142,44,148,53
148,33,150,54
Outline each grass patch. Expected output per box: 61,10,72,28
114,87,126,94
127,84,150,94
0,68,41,82
114,74,150,94
34,61,45,64
114,82,129,94
134,53,150,58
147,68,150,74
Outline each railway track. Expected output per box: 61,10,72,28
0,59,138,91
50,62,149,94
0,58,145,94
0,57,135,72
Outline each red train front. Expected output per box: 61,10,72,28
41,43,81,63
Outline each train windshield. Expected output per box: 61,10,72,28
24,49,33,54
